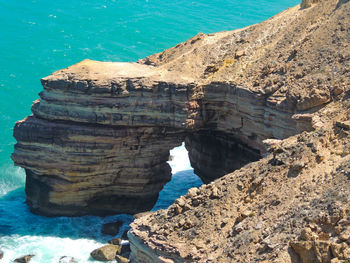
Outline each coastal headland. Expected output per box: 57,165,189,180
11,0,350,261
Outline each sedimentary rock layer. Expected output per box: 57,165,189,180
130,111,350,263
15,116,184,215
12,0,349,216
128,0,350,262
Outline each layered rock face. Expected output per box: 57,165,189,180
128,0,350,262
15,117,184,215
130,114,350,263
12,0,349,217
12,62,192,216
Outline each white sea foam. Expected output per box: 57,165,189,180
0,236,110,263
0,144,199,262
0,165,25,197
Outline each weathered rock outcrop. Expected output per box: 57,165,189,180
90,244,121,261
127,0,350,262
129,114,350,262
12,0,349,217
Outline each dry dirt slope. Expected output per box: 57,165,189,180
129,0,350,262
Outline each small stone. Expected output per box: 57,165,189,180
333,86,344,96
175,197,186,207
187,187,198,198
308,223,318,232
108,238,122,245
255,221,264,230
336,121,350,130
288,161,305,177
178,218,185,227
262,237,278,250
330,242,350,260
210,186,219,198
101,220,123,236
14,255,35,263
234,222,245,233
339,228,350,241
90,244,121,261
59,256,78,263
235,50,245,58
339,219,350,228
241,209,252,219
300,227,314,241
237,182,244,191
334,226,342,235
173,204,183,215
115,255,129,263
183,219,194,230
183,203,193,211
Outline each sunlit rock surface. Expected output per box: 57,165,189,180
12,0,350,217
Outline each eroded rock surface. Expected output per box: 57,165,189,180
126,0,350,262
90,244,121,261
129,102,350,262
14,255,35,263
12,0,350,217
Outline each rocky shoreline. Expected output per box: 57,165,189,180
10,0,350,261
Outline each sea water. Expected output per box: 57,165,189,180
0,0,299,261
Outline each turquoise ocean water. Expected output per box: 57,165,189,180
0,0,299,261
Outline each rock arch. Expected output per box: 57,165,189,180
12,57,316,216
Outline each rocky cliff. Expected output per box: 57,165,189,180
11,0,350,261
127,0,350,262
11,0,348,231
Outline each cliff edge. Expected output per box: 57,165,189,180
11,4,350,262
128,0,350,262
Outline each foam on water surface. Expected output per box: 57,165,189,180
0,0,299,260
0,187,134,262
0,144,199,262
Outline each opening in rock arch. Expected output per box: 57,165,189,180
185,131,261,184
152,142,202,210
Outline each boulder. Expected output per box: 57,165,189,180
0,249,3,259
115,255,129,263
14,255,35,263
90,244,121,261
58,256,78,263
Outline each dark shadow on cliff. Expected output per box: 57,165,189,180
335,0,350,9
185,131,261,183
0,187,133,242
